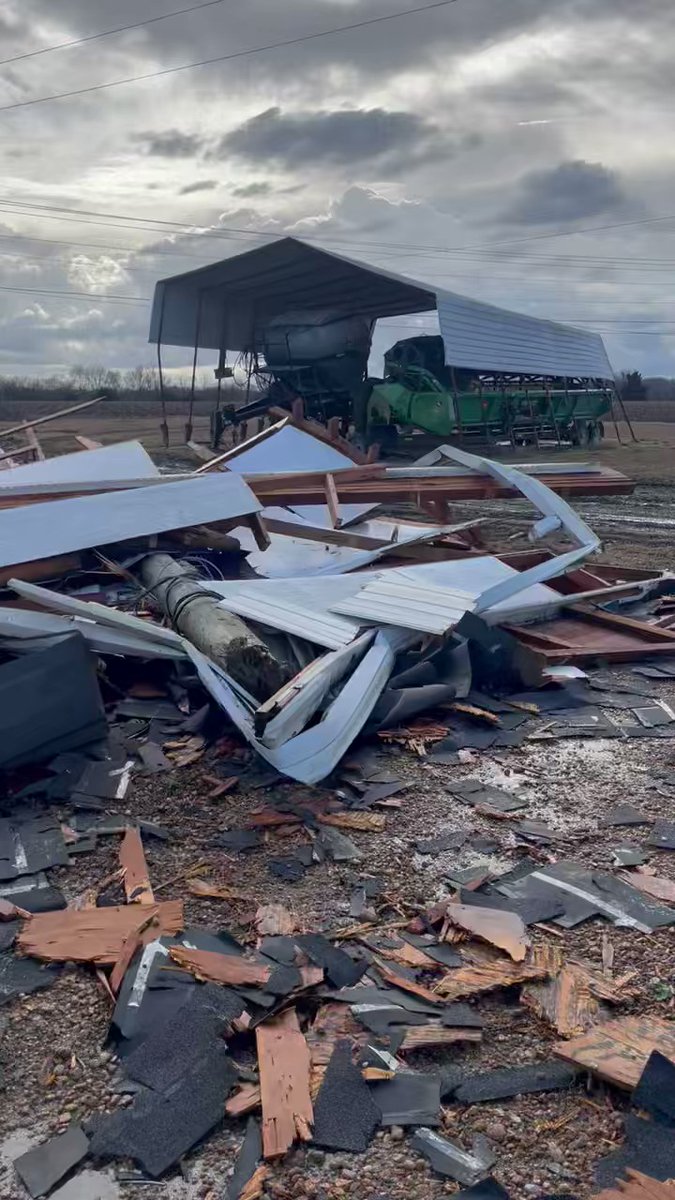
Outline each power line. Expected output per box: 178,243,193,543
0,0,230,67
0,0,461,113
0,284,149,302
3,199,675,275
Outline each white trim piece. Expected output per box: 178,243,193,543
257,631,375,748
0,472,262,568
186,627,413,784
0,606,186,659
8,578,185,648
0,441,159,487
0,474,191,501
422,444,600,614
212,587,361,649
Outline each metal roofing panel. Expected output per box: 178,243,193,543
0,441,159,488
0,473,261,568
149,236,612,381
331,578,476,634
435,289,613,380
223,424,356,475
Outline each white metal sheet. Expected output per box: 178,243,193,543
0,473,261,569
0,441,159,487
0,606,185,659
331,578,476,634
223,425,355,475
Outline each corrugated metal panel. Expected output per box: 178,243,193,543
204,575,367,649
0,441,159,488
0,473,261,569
149,236,612,381
436,290,613,380
331,578,476,634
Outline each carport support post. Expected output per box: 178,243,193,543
139,553,292,701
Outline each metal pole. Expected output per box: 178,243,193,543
156,292,169,448
185,292,203,444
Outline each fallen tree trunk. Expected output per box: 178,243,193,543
140,553,291,701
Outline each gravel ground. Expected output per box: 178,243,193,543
1,473,674,1200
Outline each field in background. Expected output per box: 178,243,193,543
1,396,674,485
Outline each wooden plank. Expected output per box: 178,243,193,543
324,473,341,529
618,871,675,904
256,1008,313,1158
595,1171,675,1200
110,911,158,994
0,394,106,439
226,1083,261,1116
169,946,272,987
444,903,530,962
553,1014,675,1089
318,812,385,833
376,960,444,1005
0,553,82,588
398,1026,482,1052
24,426,45,461
119,828,154,905
0,443,39,465
74,435,103,451
435,943,559,1000
18,900,183,964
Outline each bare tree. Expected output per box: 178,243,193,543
69,364,121,392
123,365,158,391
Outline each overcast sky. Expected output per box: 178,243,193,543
0,0,674,378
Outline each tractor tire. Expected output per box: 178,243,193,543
572,420,590,447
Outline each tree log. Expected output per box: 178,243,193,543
139,553,291,700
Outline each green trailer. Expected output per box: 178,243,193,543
360,335,614,450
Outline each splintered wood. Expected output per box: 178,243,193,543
443,903,530,962
318,812,386,833
256,1009,313,1158
254,905,296,936
397,1026,483,1052
18,901,183,964
522,960,629,1038
376,960,443,1004
619,870,675,904
434,943,559,1000
119,828,154,904
169,947,272,987
554,1015,675,1089
226,1083,261,1116
305,1002,366,1096
110,912,157,994
240,1165,267,1200
595,1170,675,1200
187,878,250,902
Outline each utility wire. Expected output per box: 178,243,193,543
0,284,149,302
0,0,461,113
0,0,231,67
2,198,675,271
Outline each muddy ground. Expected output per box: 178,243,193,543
0,423,674,1199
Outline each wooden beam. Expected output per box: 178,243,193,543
24,425,45,461
0,394,106,438
119,828,154,905
74,435,103,451
324,473,341,529
256,1009,313,1158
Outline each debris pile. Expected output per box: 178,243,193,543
0,412,675,1198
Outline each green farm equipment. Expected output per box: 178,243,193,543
222,322,614,453
359,335,613,451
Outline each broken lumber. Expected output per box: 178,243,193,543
0,394,106,439
435,943,558,1000
256,1009,313,1158
318,812,386,833
443,903,530,962
522,959,628,1038
554,1014,675,1089
119,827,154,904
139,553,291,701
18,901,183,964
595,1170,675,1200
169,946,272,987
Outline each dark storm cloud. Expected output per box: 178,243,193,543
179,179,218,195
134,129,204,158
501,160,629,224
216,107,440,167
232,182,272,198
